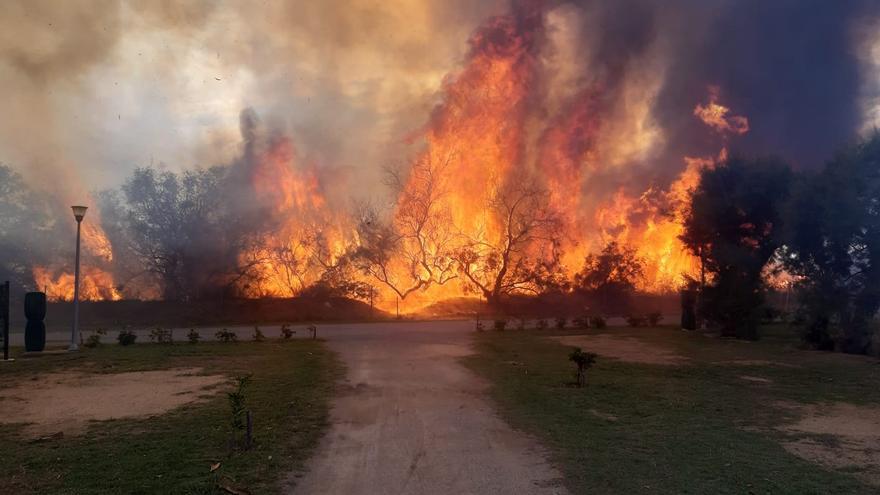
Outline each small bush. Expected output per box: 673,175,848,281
84,328,107,348
252,326,266,342
536,319,549,330
227,374,253,450
590,316,607,329
149,327,173,344
571,316,589,329
555,317,567,330
216,329,238,343
493,320,507,331
569,347,598,387
626,315,646,327
117,330,137,346
647,312,663,327
187,328,201,344
281,324,294,339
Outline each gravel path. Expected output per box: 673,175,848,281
287,321,567,495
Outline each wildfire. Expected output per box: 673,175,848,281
33,265,121,302
27,4,758,313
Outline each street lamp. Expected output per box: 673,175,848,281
69,205,88,351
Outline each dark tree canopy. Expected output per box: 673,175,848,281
574,241,644,314
681,156,793,340
782,133,880,353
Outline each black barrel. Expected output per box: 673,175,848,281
25,320,46,352
24,292,47,320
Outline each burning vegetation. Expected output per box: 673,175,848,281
1,0,879,352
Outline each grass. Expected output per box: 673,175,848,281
464,324,880,494
0,339,342,495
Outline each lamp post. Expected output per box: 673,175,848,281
69,205,88,351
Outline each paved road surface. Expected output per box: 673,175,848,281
287,321,567,495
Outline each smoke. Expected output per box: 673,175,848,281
2,0,879,301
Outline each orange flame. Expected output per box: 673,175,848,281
33,265,121,302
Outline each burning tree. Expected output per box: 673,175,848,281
354,153,458,301
455,179,566,306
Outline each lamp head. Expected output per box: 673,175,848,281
71,205,88,222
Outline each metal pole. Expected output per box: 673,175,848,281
2,281,9,360
70,219,82,351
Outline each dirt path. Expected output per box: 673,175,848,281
288,321,567,495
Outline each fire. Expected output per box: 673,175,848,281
35,203,121,302
33,265,121,302
27,5,758,313
238,136,354,298
693,86,750,135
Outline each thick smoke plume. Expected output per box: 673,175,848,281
1,0,878,310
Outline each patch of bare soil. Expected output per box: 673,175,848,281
552,334,688,365
0,368,227,437
777,402,880,486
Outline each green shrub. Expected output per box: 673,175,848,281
571,316,589,329
252,326,265,342
626,315,646,327
187,328,200,344
84,328,107,348
569,347,598,387
647,312,663,326
117,330,137,346
215,329,238,343
281,324,294,339
149,327,173,344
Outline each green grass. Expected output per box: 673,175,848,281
0,339,342,495
464,324,880,495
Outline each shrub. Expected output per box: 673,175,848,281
626,315,646,327
227,374,253,450
590,316,607,329
569,347,598,387
149,327,173,344
493,320,507,331
216,329,237,343
647,312,663,327
555,317,567,330
84,328,107,348
281,324,294,339
252,326,265,342
187,328,201,344
536,319,549,330
117,330,137,346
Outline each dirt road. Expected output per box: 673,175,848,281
288,321,567,494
